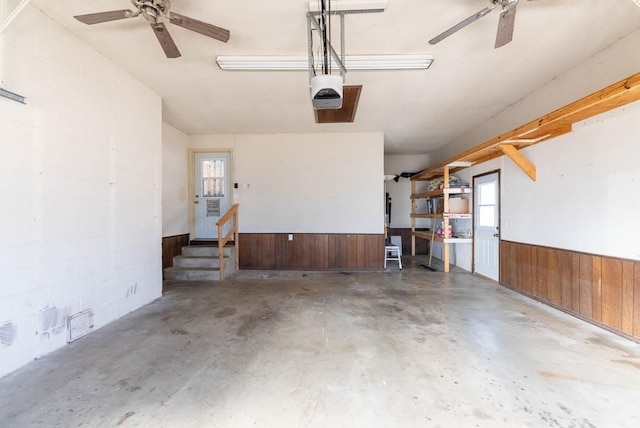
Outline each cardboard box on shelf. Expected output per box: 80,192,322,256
448,198,469,214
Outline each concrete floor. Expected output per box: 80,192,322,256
1,257,640,428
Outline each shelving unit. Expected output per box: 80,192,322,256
404,72,640,273
410,162,473,272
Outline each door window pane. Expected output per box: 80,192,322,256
478,206,495,227
479,182,496,205
202,159,225,197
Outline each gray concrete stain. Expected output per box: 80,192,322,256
611,359,640,370
214,307,237,319
116,411,135,425
236,310,281,337
1,262,640,427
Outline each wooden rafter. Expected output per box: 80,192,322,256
412,72,640,181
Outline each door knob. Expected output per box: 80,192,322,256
194,200,199,204
493,233,499,237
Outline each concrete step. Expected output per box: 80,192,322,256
181,245,235,257
172,255,230,269
164,244,237,281
163,267,222,281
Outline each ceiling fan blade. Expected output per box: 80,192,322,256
495,5,517,48
429,6,495,45
151,23,181,58
74,10,135,25
169,12,230,43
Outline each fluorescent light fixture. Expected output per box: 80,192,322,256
308,1,388,13
216,55,434,71
0,87,26,104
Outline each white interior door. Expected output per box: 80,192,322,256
474,171,500,280
194,152,231,239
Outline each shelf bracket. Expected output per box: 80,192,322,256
499,144,536,181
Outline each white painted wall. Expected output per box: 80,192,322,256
454,101,640,272
162,123,189,236
185,133,384,234
0,6,162,378
236,133,384,233
435,28,640,165
384,155,430,228
431,28,640,272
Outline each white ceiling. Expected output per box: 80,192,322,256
28,0,640,154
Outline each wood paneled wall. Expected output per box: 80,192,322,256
239,233,385,270
501,240,640,340
388,228,429,256
162,233,190,271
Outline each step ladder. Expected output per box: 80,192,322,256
384,245,402,270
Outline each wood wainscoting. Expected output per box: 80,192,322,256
239,233,385,270
388,228,429,256
500,240,640,340
162,233,190,271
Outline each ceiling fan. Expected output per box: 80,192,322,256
73,0,230,58
429,0,538,49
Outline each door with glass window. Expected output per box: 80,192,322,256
194,152,231,239
474,171,500,280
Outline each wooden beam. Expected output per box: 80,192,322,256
534,73,640,130
443,164,450,273
467,150,504,167
499,144,536,181
412,72,640,181
411,180,416,256
473,124,573,153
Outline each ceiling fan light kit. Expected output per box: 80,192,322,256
73,0,230,58
307,1,388,13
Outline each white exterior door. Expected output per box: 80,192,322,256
474,171,500,280
194,152,231,239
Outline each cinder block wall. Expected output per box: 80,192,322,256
0,6,162,377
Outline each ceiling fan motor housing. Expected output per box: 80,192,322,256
134,0,171,23
493,0,519,8
74,0,229,59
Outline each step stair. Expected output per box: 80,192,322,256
163,244,236,281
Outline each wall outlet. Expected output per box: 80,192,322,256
288,234,293,241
